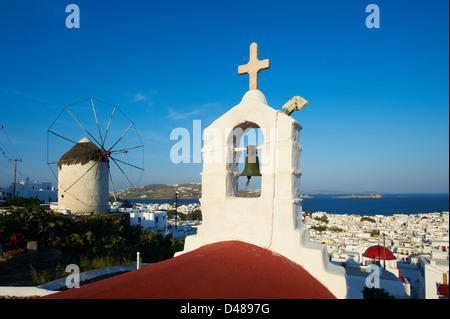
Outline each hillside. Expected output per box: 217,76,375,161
111,183,202,200
111,183,261,199
111,184,316,200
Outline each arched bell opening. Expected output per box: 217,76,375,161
226,121,264,198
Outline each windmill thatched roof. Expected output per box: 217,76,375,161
57,137,108,169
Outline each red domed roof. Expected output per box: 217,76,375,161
363,245,396,260
42,241,336,299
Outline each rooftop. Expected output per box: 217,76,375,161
42,241,336,299
57,138,108,168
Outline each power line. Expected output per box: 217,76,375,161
0,145,12,160
0,125,21,160
3,127,21,159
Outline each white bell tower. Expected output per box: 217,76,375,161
176,43,348,299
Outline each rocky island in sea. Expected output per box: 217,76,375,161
332,194,383,199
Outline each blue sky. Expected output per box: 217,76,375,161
0,0,448,193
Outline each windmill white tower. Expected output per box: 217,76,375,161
47,98,144,215
57,137,109,214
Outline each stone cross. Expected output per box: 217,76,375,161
238,42,270,90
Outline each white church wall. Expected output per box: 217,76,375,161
178,90,349,299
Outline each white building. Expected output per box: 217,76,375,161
345,264,409,299
310,210,449,298
130,211,167,231
397,261,420,299
0,177,57,202
418,252,449,299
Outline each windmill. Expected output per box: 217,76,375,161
47,98,144,214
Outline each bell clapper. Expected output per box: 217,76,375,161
243,176,251,197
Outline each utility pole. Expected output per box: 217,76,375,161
174,191,179,230
9,158,22,198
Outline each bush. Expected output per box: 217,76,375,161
362,287,395,299
30,263,65,285
0,202,185,264
79,255,133,271
30,265,53,285
4,197,42,209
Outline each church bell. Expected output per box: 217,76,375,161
240,145,262,178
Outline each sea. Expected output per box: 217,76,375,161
129,193,449,217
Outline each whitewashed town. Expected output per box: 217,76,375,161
3,177,447,299
90,199,450,299
305,210,449,299
119,202,449,299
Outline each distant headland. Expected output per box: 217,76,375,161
332,194,383,199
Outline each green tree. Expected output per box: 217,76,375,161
361,216,376,223
370,229,380,237
120,200,133,208
166,210,176,219
188,209,202,221
329,226,344,232
311,225,328,232
314,215,328,224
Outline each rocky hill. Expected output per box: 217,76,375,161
111,183,262,200
111,183,202,200
110,184,316,200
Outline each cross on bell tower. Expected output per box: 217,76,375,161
238,42,270,90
